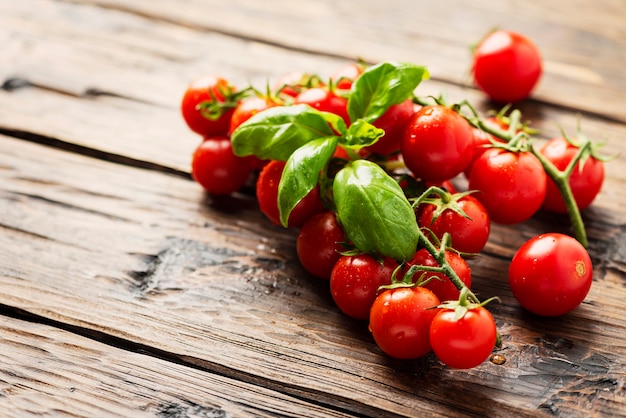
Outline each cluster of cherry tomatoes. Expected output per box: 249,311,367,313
180,30,606,369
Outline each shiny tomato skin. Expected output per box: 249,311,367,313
366,99,416,156
418,195,490,254
369,286,440,359
463,118,508,178
181,75,235,137
401,105,474,182
430,306,497,369
508,233,593,317
539,137,605,213
296,211,346,280
330,255,398,320
256,160,325,228
473,30,542,103
468,148,547,224
295,87,350,126
191,137,253,196
406,249,472,302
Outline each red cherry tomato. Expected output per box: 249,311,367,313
539,137,605,213
508,233,593,316
430,306,497,369
181,75,236,137
295,87,350,126
401,105,474,182
418,194,490,254
463,117,509,178
472,30,542,103
330,254,398,320
191,137,253,196
229,96,278,135
406,249,472,302
366,99,416,156
273,71,322,99
369,286,440,359
331,62,365,90
256,160,325,228
468,148,547,224
296,211,346,280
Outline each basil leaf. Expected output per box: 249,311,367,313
333,160,418,261
278,136,337,227
348,61,429,124
231,104,336,161
341,119,385,149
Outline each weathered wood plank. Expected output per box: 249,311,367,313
1,134,625,417
0,313,361,418
0,0,358,171
1,0,625,176
58,0,626,122
1,1,626,416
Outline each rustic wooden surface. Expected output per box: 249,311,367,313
1,1,626,417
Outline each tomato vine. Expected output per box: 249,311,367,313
182,53,611,367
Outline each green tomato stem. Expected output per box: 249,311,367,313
417,229,480,303
530,144,589,248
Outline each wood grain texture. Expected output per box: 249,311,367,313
1,134,625,417
56,0,626,122
1,0,626,417
0,313,361,418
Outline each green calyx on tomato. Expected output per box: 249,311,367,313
412,186,474,224
436,287,499,321
197,83,250,122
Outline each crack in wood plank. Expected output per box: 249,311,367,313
0,127,190,178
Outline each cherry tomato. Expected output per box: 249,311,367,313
296,211,346,280
191,137,253,195
295,87,350,126
463,117,509,178
330,254,398,320
256,160,325,228
508,233,593,316
406,249,472,302
369,286,440,359
331,62,365,90
430,306,497,369
418,194,490,254
365,99,416,156
401,105,474,182
273,71,322,99
468,148,547,224
229,96,278,135
181,75,236,137
539,137,605,213
472,30,542,103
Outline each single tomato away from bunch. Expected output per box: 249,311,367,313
472,30,542,103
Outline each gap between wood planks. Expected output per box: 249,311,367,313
0,303,380,418
54,0,626,126
0,124,190,180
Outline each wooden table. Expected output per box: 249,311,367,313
1,1,625,417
